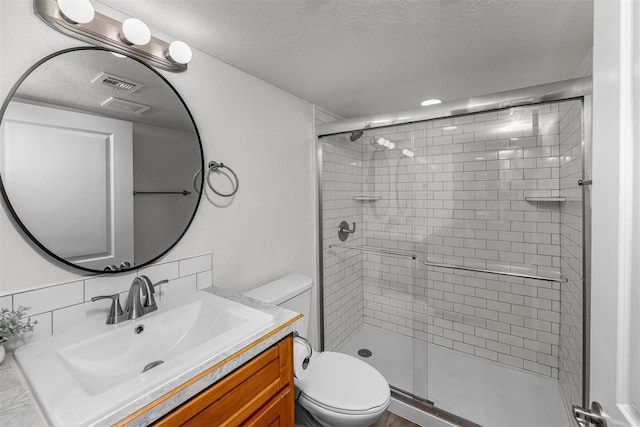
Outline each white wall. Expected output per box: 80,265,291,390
0,2,317,328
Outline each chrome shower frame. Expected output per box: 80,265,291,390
317,76,591,137
314,76,594,411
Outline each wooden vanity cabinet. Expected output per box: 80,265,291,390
154,334,294,427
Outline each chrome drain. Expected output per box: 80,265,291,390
142,360,164,373
357,348,372,358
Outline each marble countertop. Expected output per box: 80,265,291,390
0,353,48,427
0,286,302,427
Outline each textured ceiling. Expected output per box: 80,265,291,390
99,0,593,118
14,49,195,130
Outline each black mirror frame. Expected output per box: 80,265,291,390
0,46,205,274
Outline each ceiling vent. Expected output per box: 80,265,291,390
101,97,151,114
92,72,144,93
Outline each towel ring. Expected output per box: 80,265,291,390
206,161,239,197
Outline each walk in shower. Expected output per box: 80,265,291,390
317,79,590,426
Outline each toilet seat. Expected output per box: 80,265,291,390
296,351,390,414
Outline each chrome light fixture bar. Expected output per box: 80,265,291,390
34,0,191,72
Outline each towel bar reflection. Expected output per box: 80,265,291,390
329,243,417,260
133,190,191,195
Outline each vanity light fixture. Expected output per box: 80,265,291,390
34,0,191,71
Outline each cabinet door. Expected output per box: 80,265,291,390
243,386,294,427
153,334,293,427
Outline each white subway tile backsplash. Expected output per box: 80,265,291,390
159,276,198,301
139,261,180,283
0,295,12,310
3,252,213,343
179,254,212,277
14,280,84,315
84,272,138,301
197,270,213,290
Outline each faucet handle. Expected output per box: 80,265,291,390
147,278,169,294
139,276,169,311
91,294,124,324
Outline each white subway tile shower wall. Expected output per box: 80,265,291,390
321,137,365,350
0,253,212,349
558,100,584,407
317,105,365,351
356,102,572,378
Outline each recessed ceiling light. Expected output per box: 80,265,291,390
421,99,442,107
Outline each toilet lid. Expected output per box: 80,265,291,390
296,352,390,414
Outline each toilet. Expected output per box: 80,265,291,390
244,274,390,427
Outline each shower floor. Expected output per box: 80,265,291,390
335,324,572,427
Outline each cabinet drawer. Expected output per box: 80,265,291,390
154,334,293,426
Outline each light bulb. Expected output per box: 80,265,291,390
121,18,151,45
383,140,390,147
57,0,95,24
376,138,386,146
388,142,395,149
168,41,193,64
421,99,442,107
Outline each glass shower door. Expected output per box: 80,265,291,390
319,127,422,402
416,102,585,426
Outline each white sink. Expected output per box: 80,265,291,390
14,290,275,426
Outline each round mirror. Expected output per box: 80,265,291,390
0,47,204,273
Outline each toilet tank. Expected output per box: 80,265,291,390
243,274,313,336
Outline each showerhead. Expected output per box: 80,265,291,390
350,130,364,142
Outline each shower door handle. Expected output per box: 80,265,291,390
338,221,356,241
572,402,607,427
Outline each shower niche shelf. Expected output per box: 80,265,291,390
524,197,566,202
353,195,382,201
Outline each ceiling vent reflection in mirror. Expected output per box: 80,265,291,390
93,72,144,93
100,97,151,114
34,0,193,72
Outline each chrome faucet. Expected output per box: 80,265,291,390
124,276,149,320
92,276,169,324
